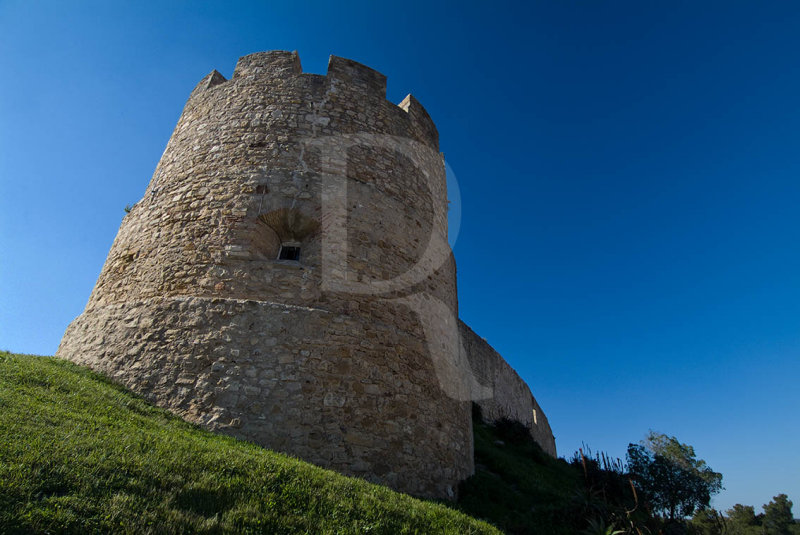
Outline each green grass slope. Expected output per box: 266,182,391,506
0,352,500,535
458,415,583,534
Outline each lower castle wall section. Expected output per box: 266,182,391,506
459,320,557,457
56,296,473,499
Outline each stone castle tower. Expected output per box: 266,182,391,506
57,51,555,499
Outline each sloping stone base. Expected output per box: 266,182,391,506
56,296,473,499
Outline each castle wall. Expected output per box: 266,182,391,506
86,52,451,315
56,51,555,499
459,321,556,456
59,296,471,497
57,51,470,499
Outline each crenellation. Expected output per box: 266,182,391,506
326,55,387,98
188,70,228,103
233,50,302,80
398,94,439,150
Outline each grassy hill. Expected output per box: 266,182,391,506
1,350,597,534
0,352,501,534
460,416,582,534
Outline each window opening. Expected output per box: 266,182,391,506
278,245,301,261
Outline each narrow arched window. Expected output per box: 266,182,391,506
256,208,319,264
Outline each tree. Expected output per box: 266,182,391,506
690,507,726,535
762,494,793,535
626,431,723,521
726,504,758,535
728,504,757,525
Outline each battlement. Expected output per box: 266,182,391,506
188,69,227,100
326,55,387,98
398,94,439,150
233,50,302,79
187,51,438,149
230,51,387,97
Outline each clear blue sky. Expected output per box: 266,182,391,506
1,0,798,514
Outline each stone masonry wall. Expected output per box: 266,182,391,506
57,51,470,499
459,321,556,456
58,296,471,497
56,50,555,499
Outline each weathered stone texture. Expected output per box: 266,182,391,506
59,296,472,496
56,51,554,499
